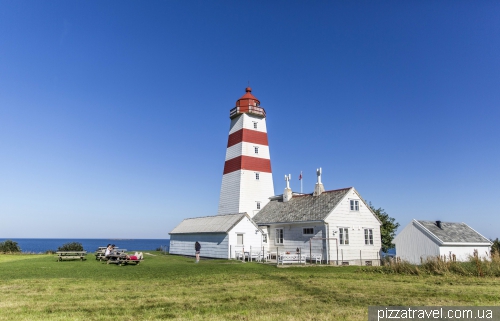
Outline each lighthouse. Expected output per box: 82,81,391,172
217,87,275,218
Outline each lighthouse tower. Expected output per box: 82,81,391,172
217,88,274,218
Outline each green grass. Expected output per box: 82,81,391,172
1,253,499,320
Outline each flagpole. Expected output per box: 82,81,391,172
300,171,303,194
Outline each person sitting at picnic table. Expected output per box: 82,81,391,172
104,244,115,257
126,252,143,260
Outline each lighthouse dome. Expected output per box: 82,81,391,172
230,87,266,119
236,87,260,107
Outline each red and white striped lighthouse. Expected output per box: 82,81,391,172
217,87,275,217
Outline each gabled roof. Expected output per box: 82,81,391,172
252,188,351,224
169,213,250,234
414,220,491,244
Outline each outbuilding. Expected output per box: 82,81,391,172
393,220,492,264
169,213,264,259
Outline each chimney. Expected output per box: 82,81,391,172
436,220,442,229
283,174,292,202
313,167,325,196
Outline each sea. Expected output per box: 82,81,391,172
0,238,170,253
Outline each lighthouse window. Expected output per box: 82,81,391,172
253,122,258,129
256,202,261,209
254,147,259,154
255,173,260,180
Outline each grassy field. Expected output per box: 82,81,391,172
1,253,499,321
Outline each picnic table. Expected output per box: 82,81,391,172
95,248,127,261
56,251,87,261
106,253,143,266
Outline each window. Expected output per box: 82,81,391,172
262,234,267,243
256,202,261,209
275,228,284,244
253,122,258,129
364,229,373,245
350,200,359,211
237,234,244,245
254,146,259,154
303,228,314,235
339,228,349,245
255,173,260,180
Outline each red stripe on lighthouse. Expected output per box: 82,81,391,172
223,156,272,174
227,128,268,148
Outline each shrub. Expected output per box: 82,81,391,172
364,253,500,277
57,242,84,251
0,240,21,253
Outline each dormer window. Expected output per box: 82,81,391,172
350,200,359,211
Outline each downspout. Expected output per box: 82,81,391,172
325,222,330,264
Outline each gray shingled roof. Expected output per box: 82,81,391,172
170,213,247,234
253,188,351,224
416,220,491,243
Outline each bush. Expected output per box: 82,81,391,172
0,240,21,253
57,242,84,251
363,252,500,277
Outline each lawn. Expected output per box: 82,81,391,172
0,253,499,320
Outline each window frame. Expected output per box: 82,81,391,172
364,228,374,245
275,228,284,244
302,227,314,235
237,233,244,245
339,227,349,245
350,199,359,211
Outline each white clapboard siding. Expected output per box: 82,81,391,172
394,220,492,264
228,215,264,258
267,223,325,256
170,233,229,259
393,221,440,264
170,213,264,259
324,188,382,265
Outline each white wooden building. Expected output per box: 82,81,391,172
169,213,264,259
393,219,492,264
253,172,382,266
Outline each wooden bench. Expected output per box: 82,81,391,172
306,254,323,264
277,253,306,265
56,251,87,261
98,249,127,262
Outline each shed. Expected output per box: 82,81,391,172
169,213,263,259
393,220,492,264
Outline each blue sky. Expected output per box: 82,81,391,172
1,1,499,239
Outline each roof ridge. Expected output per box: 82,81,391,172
183,212,245,221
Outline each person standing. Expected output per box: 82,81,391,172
195,241,201,263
